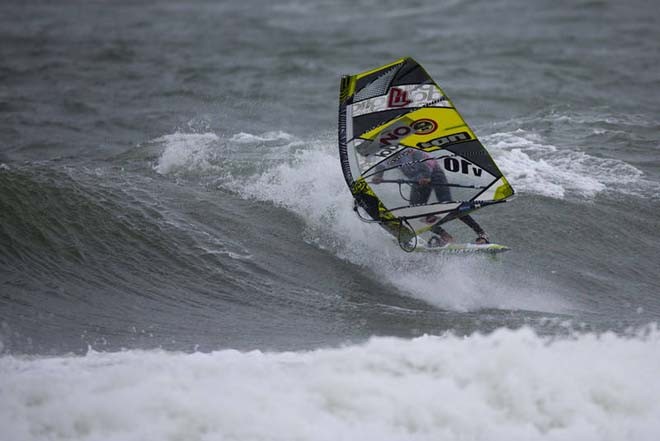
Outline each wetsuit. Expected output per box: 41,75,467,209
374,149,487,239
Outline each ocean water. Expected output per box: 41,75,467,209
1,0,660,439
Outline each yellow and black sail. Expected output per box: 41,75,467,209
338,57,514,246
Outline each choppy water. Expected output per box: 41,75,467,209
1,0,660,439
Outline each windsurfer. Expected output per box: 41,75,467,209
371,150,489,246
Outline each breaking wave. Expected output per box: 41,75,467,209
2,327,659,441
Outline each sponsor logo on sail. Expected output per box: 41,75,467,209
387,87,412,108
351,84,448,117
410,119,437,135
416,132,471,149
379,119,438,146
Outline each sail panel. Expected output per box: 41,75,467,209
338,57,514,242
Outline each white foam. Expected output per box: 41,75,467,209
225,135,566,313
2,328,659,441
153,132,220,175
485,130,647,199
229,130,295,144
149,125,656,200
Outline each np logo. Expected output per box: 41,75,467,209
379,119,438,146
387,87,412,108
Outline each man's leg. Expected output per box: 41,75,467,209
431,171,451,202
459,215,489,243
429,222,454,247
409,184,431,205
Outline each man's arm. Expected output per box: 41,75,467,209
409,150,434,185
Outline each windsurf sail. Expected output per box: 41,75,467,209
338,57,514,251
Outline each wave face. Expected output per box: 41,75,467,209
3,328,660,441
2,125,658,355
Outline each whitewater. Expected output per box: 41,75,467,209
6,126,658,440
3,328,660,441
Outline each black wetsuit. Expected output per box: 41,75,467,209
375,150,486,238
